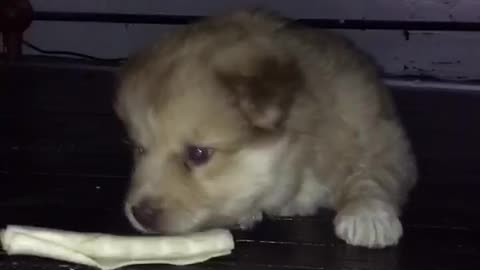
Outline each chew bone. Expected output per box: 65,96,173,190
1,225,234,269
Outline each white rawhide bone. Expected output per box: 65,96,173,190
1,225,234,270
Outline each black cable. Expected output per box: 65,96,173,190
22,40,127,63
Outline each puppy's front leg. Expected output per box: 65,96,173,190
333,128,416,248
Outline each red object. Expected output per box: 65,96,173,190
0,0,33,60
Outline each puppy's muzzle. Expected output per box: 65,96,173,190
125,199,164,233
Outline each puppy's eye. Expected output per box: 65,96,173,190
185,145,213,166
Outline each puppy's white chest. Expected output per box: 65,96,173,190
276,169,332,217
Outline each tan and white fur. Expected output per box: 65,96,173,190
115,10,417,248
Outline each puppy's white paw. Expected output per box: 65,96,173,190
334,200,402,248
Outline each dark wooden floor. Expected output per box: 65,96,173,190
1,60,480,270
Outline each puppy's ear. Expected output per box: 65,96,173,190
217,54,304,130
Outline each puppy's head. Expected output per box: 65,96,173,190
115,17,303,234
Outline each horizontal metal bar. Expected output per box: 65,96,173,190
33,11,480,31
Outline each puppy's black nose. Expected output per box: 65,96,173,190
130,200,160,231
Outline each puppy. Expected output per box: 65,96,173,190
114,10,417,248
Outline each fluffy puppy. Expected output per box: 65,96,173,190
114,10,417,248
